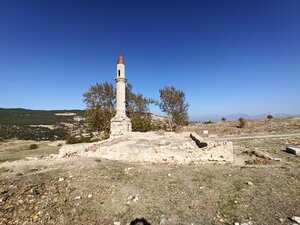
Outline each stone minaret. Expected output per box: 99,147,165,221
110,52,132,137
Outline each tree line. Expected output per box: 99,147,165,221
0,125,68,141
0,108,84,125
83,82,189,133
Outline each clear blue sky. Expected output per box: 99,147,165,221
0,0,299,120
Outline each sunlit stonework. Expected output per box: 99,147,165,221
110,53,132,137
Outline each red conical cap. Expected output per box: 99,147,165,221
117,52,125,65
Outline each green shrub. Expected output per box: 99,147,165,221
80,137,91,143
102,130,110,140
66,136,78,144
131,115,152,132
221,117,226,122
29,144,38,149
267,114,273,119
238,117,246,128
66,135,94,144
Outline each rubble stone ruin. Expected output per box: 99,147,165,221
59,52,234,164
59,132,234,164
110,52,132,137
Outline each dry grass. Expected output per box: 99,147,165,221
0,118,300,224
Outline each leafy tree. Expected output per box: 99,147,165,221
83,82,153,132
159,86,189,131
125,83,155,131
126,83,151,114
83,82,115,110
83,82,116,132
85,108,113,132
267,114,273,119
131,113,152,132
221,117,226,122
238,117,246,128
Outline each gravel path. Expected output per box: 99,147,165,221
212,132,300,141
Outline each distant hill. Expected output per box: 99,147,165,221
0,108,85,125
190,113,300,122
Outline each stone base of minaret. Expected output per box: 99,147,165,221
110,114,132,137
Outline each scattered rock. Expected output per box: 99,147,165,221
58,177,65,182
113,222,121,225
169,196,176,203
159,140,169,146
88,194,92,198
270,157,281,161
31,187,40,196
291,216,300,224
25,157,38,161
0,194,9,202
67,187,76,193
160,217,166,225
29,167,39,172
246,181,253,185
74,196,81,200
16,172,25,176
286,147,300,156
243,150,267,159
188,203,198,210
246,158,268,165
127,195,138,203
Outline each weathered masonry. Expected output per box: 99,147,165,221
110,53,132,137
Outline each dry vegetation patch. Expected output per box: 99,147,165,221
183,117,300,137
0,118,300,224
0,157,299,225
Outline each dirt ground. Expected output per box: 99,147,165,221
0,118,300,225
0,141,61,163
182,117,300,137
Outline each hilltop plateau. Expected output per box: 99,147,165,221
0,116,299,224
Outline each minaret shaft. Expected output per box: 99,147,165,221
116,80,126,113
116,63,126,115
110,52,132,137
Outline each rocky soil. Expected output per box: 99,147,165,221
0,117,300,225
183,117,300,137
58,132,233,164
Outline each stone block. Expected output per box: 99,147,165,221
110,114,132,137
286,146,300,156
